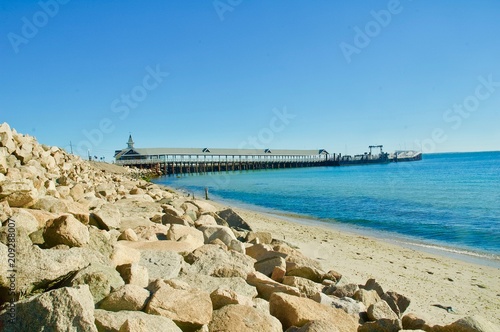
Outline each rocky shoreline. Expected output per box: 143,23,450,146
0,122,497,332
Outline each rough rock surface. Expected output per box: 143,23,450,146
0,285,97,332
145,284,212,330
209,304,282,332
269,292,358,331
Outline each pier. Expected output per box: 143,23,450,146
114,136,420,175
114,136,338,175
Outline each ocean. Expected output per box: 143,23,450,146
154,151,500,264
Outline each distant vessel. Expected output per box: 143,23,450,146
337,145,422,166
390,150,423,162
339,145,390,166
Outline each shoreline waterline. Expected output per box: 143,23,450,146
163,184,500,269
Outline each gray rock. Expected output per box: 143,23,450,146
216,208,252,231
99,284,150,312
197,225,237,246
0,285,97,332
185,244,255,278
140,250,183,280
177,272,258,298
65,262,124,303
90,204,122,230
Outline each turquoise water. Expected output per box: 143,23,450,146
154,152,500,261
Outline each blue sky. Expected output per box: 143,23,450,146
1,0,499,161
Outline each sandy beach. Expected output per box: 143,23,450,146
207,200,500,327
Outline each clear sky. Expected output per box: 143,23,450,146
1,0,499,161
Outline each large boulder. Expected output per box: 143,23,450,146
197,225,237,246
381,291,411,317
194,214,217,228
65,262,124,304
145,284,212,330
190,200,218,213
167,224,204,246
116,263,149,288
139,249,184,280
246,271,301,301
99,284,150,312
367,300,399,321
358,319,402,332
1,228,106,298
269,292,358,331
436,315,499,332
0,123,16,153
216,208,252,231
210,287,254,310
43,214,90,248
209,304,282,332
312,293,367,324
94,309,182,332
287,320,340,332
185,244,255,278
0,179,38,207
0,285,97,332
90,204,122,230
282,276,323,298
255,255,287,277
177,272,258,298
353,289,381,308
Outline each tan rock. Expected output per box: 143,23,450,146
145,284,212,330
210,287,254,310
120,238,202,254
381,291,411,317
282,276,323,298
167,224,204,245
99,284,150,312
246,271,301,300
111,243,141,267
358,319,402,332
161,204,184,217
0,122,16,153
269,292,358,331
367,300,399,321
271,266,286,282
209,304,282,332
190,200,218,213
70,183,86,201
186,244,255,278
0,147,8,174
94,309,182,332
402,313,432,331
246,231,273,244
118,228,139,241
353,289,382,308
0,179,38,207
436,315,499,332
133,224,170,241
91,203,122,230
255,255,287,277
288,320,340,332
194,214,217,228
43,214,90,248
117,263,149,288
